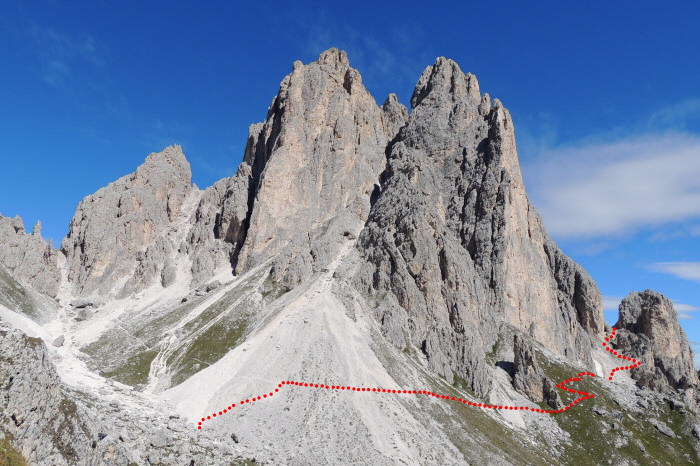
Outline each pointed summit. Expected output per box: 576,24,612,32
0,214,60,299
411,56,481,110
355,59,603,396
222,48,397,288
61,145,192,297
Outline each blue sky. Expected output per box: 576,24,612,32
1,1,699,361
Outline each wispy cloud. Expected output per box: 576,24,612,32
603,294,699,320
603,295,623,312
191,154,239,181
28,24,107,88
648,262,700,284
646,222,700,242
138,119,193,155
672,300,700,320
522,132,700,239
648,98,700,130
692,342,700,369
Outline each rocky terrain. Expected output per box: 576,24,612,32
1,48,699,465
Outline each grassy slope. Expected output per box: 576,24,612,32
0,438,27,466
81,296,207,389
0,266,45,322
536,348,698,465
83,266,283,390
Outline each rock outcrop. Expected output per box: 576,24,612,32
354,57,604,396
0,215,60,298
0,319,128,465
61,145,192,297
183,165,250,286
614,290,699,391
512,334,564,409
226,48,393,289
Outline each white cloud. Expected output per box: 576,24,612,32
603,293,699,319
603,295,623,312
28,24,107,87
672,298,698,319
522,132,700,239
649,262,700,284
646,223,700,242
674,302,700,313
648,98,700,129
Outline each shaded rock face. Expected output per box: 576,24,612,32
0,215,60,298
61,145,191,297
512,334,564,410
0,319,127,465
614,290,699,392
183,164,250,286
354,57,604,396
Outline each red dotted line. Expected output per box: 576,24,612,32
602,327,640,380
197,328,635,430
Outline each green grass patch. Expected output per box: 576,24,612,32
0,437,27,466
131,297,205,343
536,349,698,465
261,275,287,301
103,349,159,388
0,266,41,321
169,317,249,386
81,297,206,386
422,374,552,464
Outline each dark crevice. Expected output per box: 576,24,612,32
369,184,381,208
438,248,447,281
496,360,515,378
229,171,259,273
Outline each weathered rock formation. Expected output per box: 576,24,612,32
0,319,128,464
183,165,250,286
174,51,604,399
614,290,699,392
2,47,700,466
512,334,564,409
226,48,398,289
61,145,192,297
0,215,60,298
353,57,604,396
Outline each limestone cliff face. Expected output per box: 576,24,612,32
61,145,191,297
184,172,248,286
230,49,400,287
614,290,699,391
0,215,60,298
512,334,564,409
354,57,604,396
191,51,604,397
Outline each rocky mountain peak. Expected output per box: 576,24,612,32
61,145,192,297
380,93,409,140
410,56,480,110
225,48,392,287
3,48,700,465
0,215,60,298
134,144,191,222
614,289,699,391
355,51,603,396
32,220,42,236
317,47,350,72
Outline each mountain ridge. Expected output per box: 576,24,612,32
0,48,699,465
